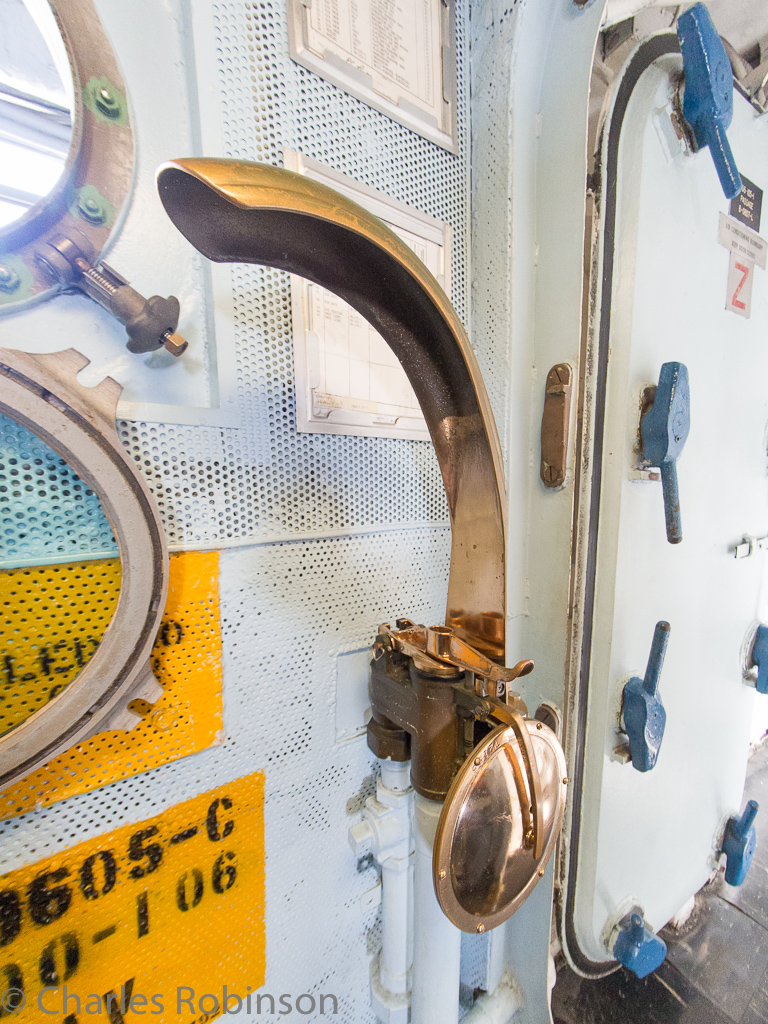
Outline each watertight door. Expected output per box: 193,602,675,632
571,51,768,966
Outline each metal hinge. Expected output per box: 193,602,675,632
35,230,188,357
734,534,768,559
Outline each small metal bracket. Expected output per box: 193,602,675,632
734,534,768,559
723,35,768,115
629,467,662,482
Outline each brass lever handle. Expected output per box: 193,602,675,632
375,621,533,687
488,700,545,859
156,159,507,660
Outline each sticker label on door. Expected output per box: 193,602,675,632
730,175,763,233
718,213,767,269
726,252,754,319
0,773,265,1021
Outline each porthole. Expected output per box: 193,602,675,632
0,0,133,309
0,347,167,788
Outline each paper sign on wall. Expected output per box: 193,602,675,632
718,209,766,320
726,251,754,319
287,0,456,152
718,212,767,269
286,149,451,441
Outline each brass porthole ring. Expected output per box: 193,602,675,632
0,0,134,310
0,347,167,789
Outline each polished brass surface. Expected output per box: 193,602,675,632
154,159,566,930
375,622,533,685
433,720,568,933
409,662,466,802
488,701,544,859
368,651,467,801
156,158,506,658
367,634,540,805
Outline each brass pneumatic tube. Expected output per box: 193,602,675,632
155,159,507,664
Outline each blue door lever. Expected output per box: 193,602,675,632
722,802,759,886
613,913,667,978
750,625,768,695
641,362,690,545
677,3,742,200
622,622,670,772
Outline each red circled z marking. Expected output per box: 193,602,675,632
732,261,750,310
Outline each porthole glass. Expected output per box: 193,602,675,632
0,0,74,231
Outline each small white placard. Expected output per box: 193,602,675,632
335,648,372,742
718,212,767,270
286,150,451,441
726,251,754,319
287,0,456,152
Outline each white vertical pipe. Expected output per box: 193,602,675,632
381,759,411,792
380,856,412,994
412,794,462,1024
377,758,412,997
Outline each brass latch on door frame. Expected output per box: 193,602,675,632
540,362,573,488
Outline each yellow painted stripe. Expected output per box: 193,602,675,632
0,772,265,1022
0,551,223,818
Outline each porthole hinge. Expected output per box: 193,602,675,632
35,230,188,357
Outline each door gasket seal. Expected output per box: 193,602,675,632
562,32,681,977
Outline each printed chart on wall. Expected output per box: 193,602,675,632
0,776,264,1023
286,150,450,440
719,176,766,320
287,0,456,150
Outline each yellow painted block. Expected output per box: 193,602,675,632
0,773,265,1022
0,551,223,819
0,559,122,735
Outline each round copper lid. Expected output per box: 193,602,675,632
433,718,568,933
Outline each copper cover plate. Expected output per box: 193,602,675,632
433,720,567,933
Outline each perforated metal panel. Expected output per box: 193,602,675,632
0,413,117,569
0,0,488,1018
0,551,223,816
0,558,121,735
117,0,476,551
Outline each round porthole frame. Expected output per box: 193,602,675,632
0,347,167,789
433,718,568,933
0,0,134,309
